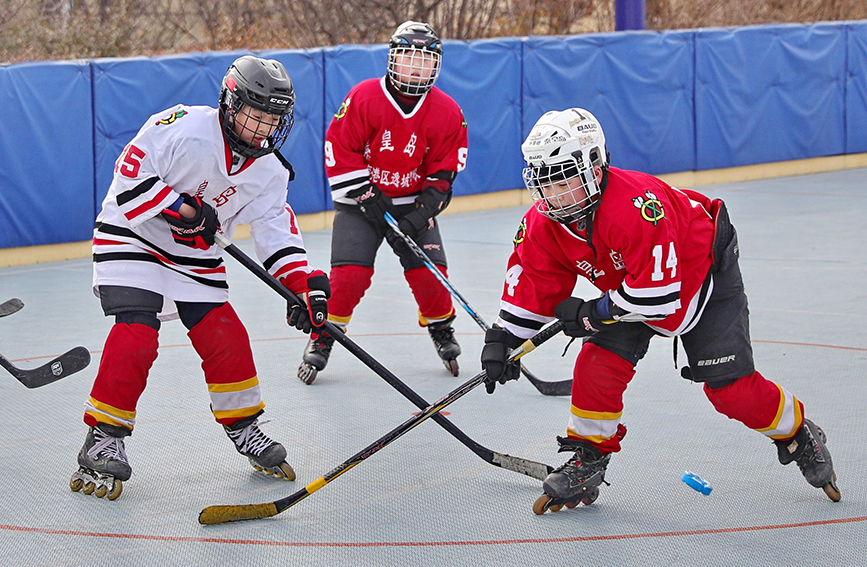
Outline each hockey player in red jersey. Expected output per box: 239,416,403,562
480,108,840,513
71,56,330,501
297,20,469,384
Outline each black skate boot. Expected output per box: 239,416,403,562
533,436,611,514
70,423,132,501
223,415,295,480
297,332,335,385
775,418,840,502
428,317,461,376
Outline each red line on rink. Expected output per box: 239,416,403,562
2,516,865,548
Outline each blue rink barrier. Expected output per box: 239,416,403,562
1,21,865,249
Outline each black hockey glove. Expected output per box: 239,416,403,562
160,194,220,250
480,327,524,394
287,270,331,334
555,297,611,338
398,186,452,239
346,183,394,227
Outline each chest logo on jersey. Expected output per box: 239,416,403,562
155,109,188,126
513,219,527,247
633,190,665,226
214,186,237,207
334,97,352,120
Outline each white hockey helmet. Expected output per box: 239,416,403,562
521,108,609,224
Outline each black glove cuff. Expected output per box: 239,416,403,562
484,327,524,349
307,273,331,298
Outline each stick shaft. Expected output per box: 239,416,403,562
198,322,563,524
214,233,553,480
383,213,570,396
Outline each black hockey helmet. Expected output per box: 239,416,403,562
387,21,443,96
219,56,295,159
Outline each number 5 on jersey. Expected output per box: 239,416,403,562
115,144,146,178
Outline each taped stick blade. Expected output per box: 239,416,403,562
199,502,279,525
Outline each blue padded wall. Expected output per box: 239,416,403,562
0,61,94,247
439,38,524,196
847,21,867,154
523,31,695,175
695,23,847,169
1,22,865,249
260,48,327,214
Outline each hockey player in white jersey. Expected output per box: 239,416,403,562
70,56,330,501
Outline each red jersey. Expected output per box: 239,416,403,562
497,167,717,338
324,77,468,206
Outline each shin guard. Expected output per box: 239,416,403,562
84,322,159,430
704,371,804,440
405,265,454,326
187,303,263,427
328,265,374,325
567,342,636,453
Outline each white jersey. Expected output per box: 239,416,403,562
93,104,311,318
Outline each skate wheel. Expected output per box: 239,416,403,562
443,358,459,377
823,473,841,502
297,363,318,385
82,481,96,495
70,476,83,492
548,504,563,512
564,501,577,509
278,462,296,481
532,493,552,515
581,486,600,506
94,484,108,498
107,480,123,501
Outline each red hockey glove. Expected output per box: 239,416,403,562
555,297,612,338
160,194,220,250
346,183,394,227
397,186,452,239
480,326,523,394
286,270,331,334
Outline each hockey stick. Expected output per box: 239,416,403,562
0,298,92,387
0,348,91,388
214,232,554,481
383,212,572,397
0,298,24,318
199,320,564,525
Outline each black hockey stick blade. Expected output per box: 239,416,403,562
0,346,91,388
520,364,572,396
199,323,564,525
383,213,571,397
214,233,555,481
0,298,24,318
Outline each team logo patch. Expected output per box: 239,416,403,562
155,109,187,126
334,97,352,120
513,218,527,247
632,190,665,226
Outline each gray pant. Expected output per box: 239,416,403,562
331,203,448,271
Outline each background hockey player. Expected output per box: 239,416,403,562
71,56,330,501
480,108,840,514
297,20,469,384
